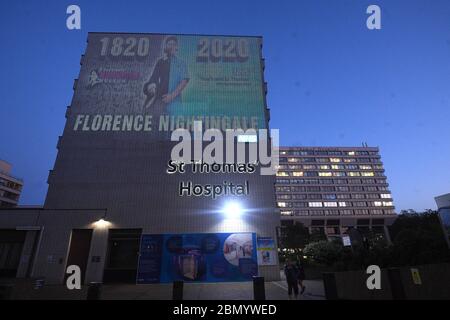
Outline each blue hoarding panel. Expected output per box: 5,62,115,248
137,232,257,283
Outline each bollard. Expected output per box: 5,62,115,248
253,276,265,300
173,280,184,300
86,282,102,300
322,273,338,300
387,268,405,300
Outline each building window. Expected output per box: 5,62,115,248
380,194,391,199
319,172,332,177
323,194,337,200
277,202,289,208
308,202,323,207
347,172,360,177
293,202,308,208
344,158,356,163
277,194,291,200
280,210,294,216
359,165,372,170
276,171,289,177
382,201,393,206
347,151,355,156
303,165,316,170
361,172,375,177
331,164,344,170
330,158,341,163
374,201,383,207
338,202,348,207
340,209,353,215
333,172,346,177
292,171,304,177
324,202,338,207
319,165,330,170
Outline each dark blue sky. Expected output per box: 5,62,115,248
1,0,449,211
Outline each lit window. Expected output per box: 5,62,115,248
319,172,332,177
361,172,375,177
319,165,330,170
338,202,348,207
331,165,344,170
348,172,360,177
344,158,356,163
374,201,382,207
330,158,341,163
308,202,323,207
347,151,355,156
292,171,304,177
359,165,372,170
277,202,288,207
382,201,393,206
380,194,391,199
276,171,289,177
332,172,346,177
324,202,338,207
288,158,299,163
280,210,294,216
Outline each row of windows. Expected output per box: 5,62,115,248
276,171,383,177
280,209,395,216
276,178,384,186
277,201,394,208
276,178,388,186
276,185,389,193
280,157,381,164
277,193,392,200
277,164,384,170
279,150,378,156
0,178,22,191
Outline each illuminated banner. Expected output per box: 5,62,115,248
137,233,257,283
72,33,266,138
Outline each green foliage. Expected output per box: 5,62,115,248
303,240,343,266
279,211,450,272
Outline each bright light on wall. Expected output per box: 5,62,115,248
222,202,243,219
93,218,111,229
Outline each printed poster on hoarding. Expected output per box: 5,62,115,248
256,237,276,266
136,232,257,283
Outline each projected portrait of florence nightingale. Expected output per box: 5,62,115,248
142,36,190,114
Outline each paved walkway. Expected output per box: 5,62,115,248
7,272,325,300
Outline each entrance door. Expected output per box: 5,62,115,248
0,229,26,278
65,229,93,283
103,229,142,283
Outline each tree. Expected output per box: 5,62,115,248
280,222,310,252
303,240,344,266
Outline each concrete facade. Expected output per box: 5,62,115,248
0,33,280,284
